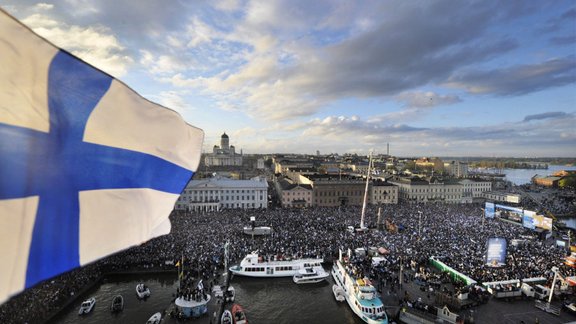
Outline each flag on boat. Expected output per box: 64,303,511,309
0,9,204,304
197,280,204,291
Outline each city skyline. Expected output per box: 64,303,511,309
2,1,575,157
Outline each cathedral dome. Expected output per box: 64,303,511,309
221,132,229,139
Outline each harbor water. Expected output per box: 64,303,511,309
502,164,576,185
49,270,365,324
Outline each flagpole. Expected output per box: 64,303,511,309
179,252,184,291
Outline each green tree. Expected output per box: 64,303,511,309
559,175,576,189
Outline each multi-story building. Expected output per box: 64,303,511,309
306,174,366,207
371,179,399,204
280,171,399,207
459,179,492,203
175,176,268,212
532,175,562,188
348,162,370,174
445,161,469,178
415,157,444,172
389,177,462,203
273,156,314,174
276,178,313,208
204,132,243,166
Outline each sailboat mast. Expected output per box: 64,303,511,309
360,152,372,229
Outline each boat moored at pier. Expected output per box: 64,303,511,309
331,250,388,324
229,252,323,278
293,267,329,284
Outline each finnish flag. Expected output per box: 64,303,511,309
0,10,204,303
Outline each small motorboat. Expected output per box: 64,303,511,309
293,267,329,284
146,312,162,324
225,286,235,303
78,297,96,315
332,284,345,302
212,285,223,298
136,283,151,299
231,303,248,324
110,294,124,312
221,309,233,324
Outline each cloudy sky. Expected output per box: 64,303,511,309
2,1,575,157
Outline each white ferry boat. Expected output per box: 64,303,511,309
293,267,329,284
229,252,323,277
331,250,388,324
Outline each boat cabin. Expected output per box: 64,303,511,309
354,299,386,318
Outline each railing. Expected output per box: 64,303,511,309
534,300,561,315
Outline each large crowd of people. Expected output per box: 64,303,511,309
1,200,574,323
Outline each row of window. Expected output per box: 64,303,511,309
316,191,363,197
284,192,309,196
222,203,262,208
183,195,264,201
175,202,265,210
403,195,460,201
185,189,266,194
374,194,396,199
407,188,459,193
355,301,383,315
243,266,294,272
283,198,311,202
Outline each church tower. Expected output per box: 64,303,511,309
221,132,229,151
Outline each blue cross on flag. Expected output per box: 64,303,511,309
0,10,204,304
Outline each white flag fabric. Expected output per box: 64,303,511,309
197,279,204,291
0,9,204,304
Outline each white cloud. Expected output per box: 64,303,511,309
62,0,99,16
212,0,241,12
21,14,132,77
166,35,184,48
139,50,186,76
186,16,216,48
160,1,524,122
35,3,54,10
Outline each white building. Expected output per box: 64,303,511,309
204,132,243,166
459,179,492,203
371,180,398,204
389,177,462,203
175,176,268,212
276,178,313,208
444,161,469,178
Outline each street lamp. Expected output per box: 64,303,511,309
418,210,422,241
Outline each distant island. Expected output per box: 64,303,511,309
471,161,549,169
433,158,575,170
